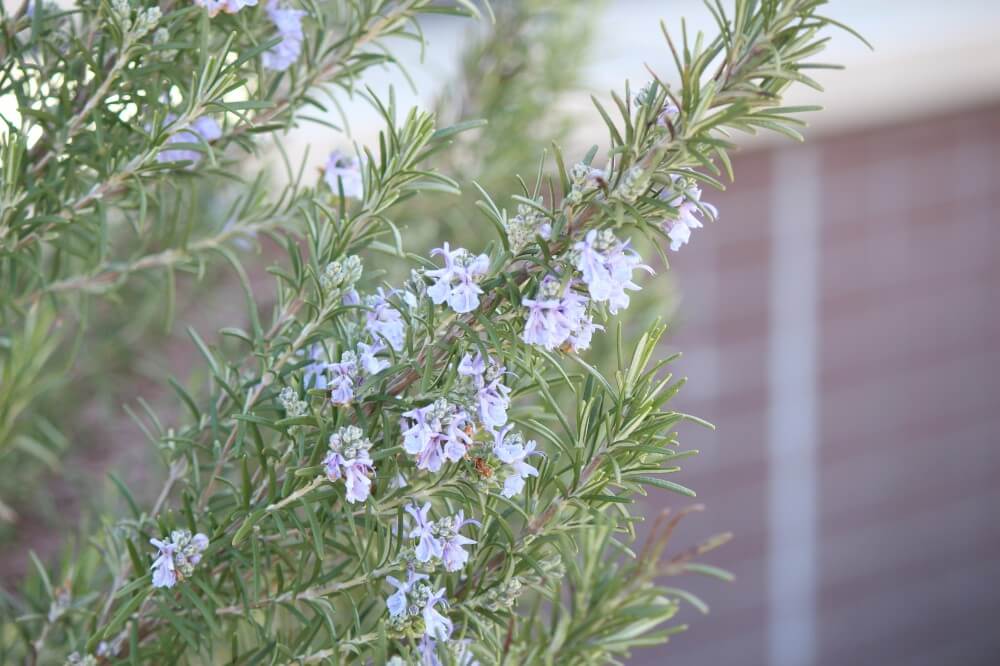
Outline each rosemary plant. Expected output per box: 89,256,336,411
0,0,861,663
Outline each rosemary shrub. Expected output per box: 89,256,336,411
0,0,862,663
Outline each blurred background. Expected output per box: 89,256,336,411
3,1,999,664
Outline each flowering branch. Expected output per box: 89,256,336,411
1,1,862,664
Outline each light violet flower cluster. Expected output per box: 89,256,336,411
400,399,473,472
192,0,256,16
426,243,490,314
323,425,374,503
323,150,364,200
492,426,540,498
261,4,306,72
365,288,407,352
405,502,478,572
326,341,389,405
574,229,653,314
521,275,599,352
660,174,718,251
157,115,221,165
457,352,511,430
150,530,208,589
386,570,453,641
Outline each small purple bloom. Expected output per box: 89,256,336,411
400,400,472,472
324,150,364,200
357,341,388,375
574,229,653,314
458,352,511,429
300,343,331,390
438,510,478,573
657,99,680,127
493,426,541,498
521,276,600,352
149,538,177,588
327,351,358,405
406,502,443,563
385,570,428,618
342,288,361,306
157,114,221,165
422,588,453,641
262,4,306,72
150,530,209,588
365,289,406,352
193,0,257,15
426,243,490,314
323,426,374,503
660,174,718,252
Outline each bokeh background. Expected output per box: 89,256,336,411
3,1,999,664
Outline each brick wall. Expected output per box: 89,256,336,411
634,103,1000,665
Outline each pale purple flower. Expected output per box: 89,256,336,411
224,0,257,12
457,352,486,378
665,220,691,251
574,229,653,314
193,0,256,15
458,352,511,429
426,243,490,314
401,400,472,472
322,342,387,405
406,502,443,563
417,637,477,666
477,377,511,429
493,426,541,498
357,341,388,375
444,412,473,461
261,4,306,72
437,510,478,572
660,175,718,252
365,289,406,351
157,115,221,165
385,570,428,618
150,530,209,588
567,316,599,352
327,351,358,405
323,425,374,503
657,99,680,127
401,406,440,472
323,150,364,199
422,588,453,641
521,276,600,352
300,343,331,390
342,288,361,306
404,503,477,571
149,539,176,588
418,636,442,666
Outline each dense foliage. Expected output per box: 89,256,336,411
0,0,856,663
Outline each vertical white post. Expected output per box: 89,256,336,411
768,146,821,666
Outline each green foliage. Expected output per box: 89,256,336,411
0,0,859,663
